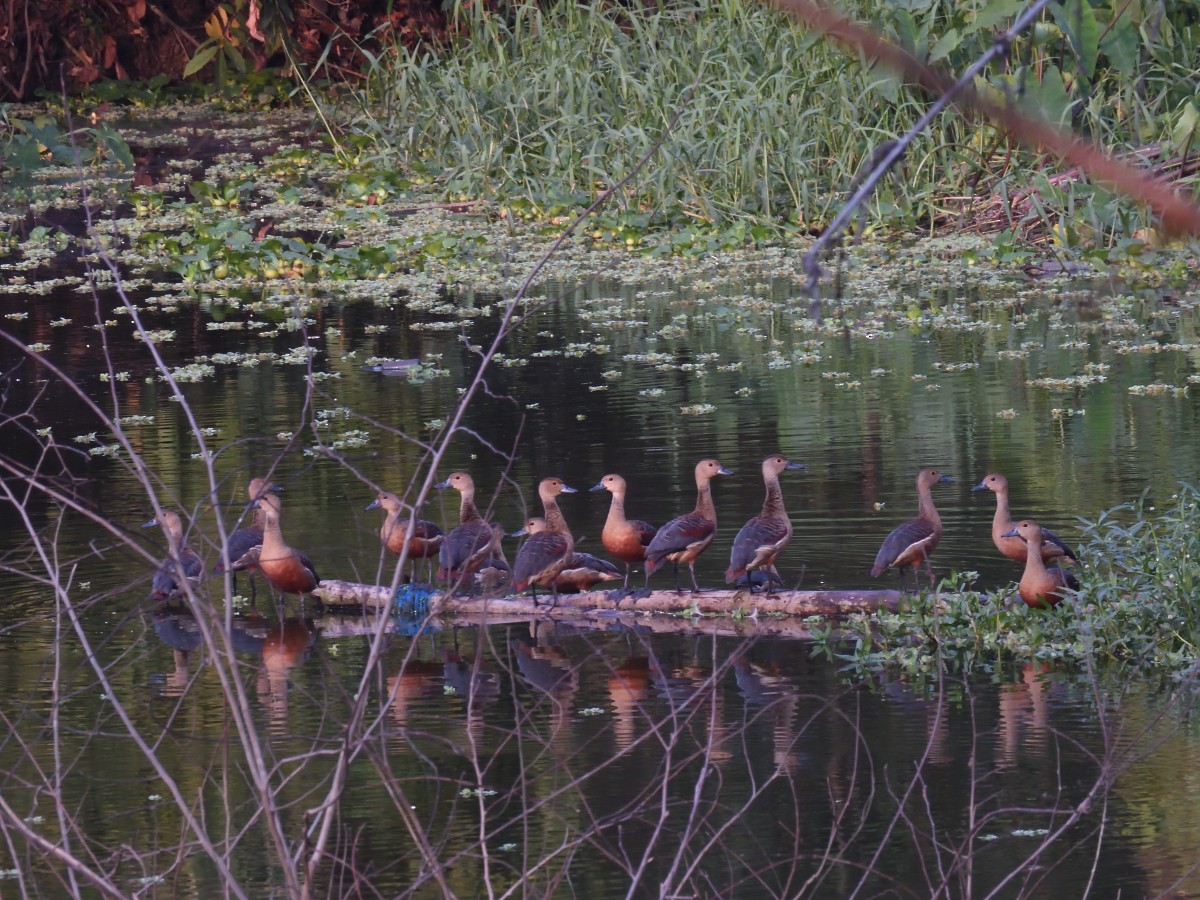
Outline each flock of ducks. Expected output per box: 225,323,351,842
144,459,1081,610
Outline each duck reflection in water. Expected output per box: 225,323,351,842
649,637,732,765
732,647,802,773
606,656,651,750
258,617,319,733
511,624,579,752
997,661,1056,770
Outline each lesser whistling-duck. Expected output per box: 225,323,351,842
972,472,1077,565
1001,519,1081,609
366,490,444,580
145,509,204,602
255,493,320,597
213,477,277,600
590,473,656,589
871,467,953,592
645,458,733,593
726,454,803,593
511,478,578,605
514,517,622,592
435,472,495,585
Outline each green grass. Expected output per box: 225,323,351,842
339,0,1200,252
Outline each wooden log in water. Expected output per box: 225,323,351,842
313,578,902,618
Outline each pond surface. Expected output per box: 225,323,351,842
2,235,1200,895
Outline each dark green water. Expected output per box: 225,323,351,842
2,257,1200,896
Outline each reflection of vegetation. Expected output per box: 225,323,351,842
834,484,1200,675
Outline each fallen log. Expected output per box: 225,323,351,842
313,578,902,618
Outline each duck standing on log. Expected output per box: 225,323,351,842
972,472,1077,565
145,509,204,602
1001,519,1080,608
435,472,495,587
726,455,803,594
366,490,444,582
644,459,732,594
213,477,277,602
256,493,321,599
591,473,656,590
511,478,578,606
514,516,622,592
871,467,953,592
475,523,512,593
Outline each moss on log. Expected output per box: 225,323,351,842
313,578,901,619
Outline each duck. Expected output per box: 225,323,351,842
255,493,321,598
1001,520,1081,608
871,467,953,592
726,454,803,593
435,472,495,586
511,478,578,605
365,490,444,581
513,517,622,592
145,509,204,602
972,472,1077,565
590,473,656,589
644,459,732,593
213,477,277,601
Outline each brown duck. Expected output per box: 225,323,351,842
256,493,320,597
213,477,277,601
511,478,578,605
366,490,444,580
871,467,953,592
514,516,622,592
1001,519,1080,609
645,459,732,593
435,472,495,585
972,472,1077,565
590,473,656,589
726,454,803,593
145,509,204,602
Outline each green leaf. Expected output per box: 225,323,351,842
1052,0,1099,79
929,27,961,63
1023,66,1073,125
1172,101,1200,150
184,44,219,79
1099,10,1139,77
965,0,1025,34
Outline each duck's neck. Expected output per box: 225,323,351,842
917,484,941,527
459,490,483,524
1022,539,1050,580
760,474,785,518
694,478,717,523
991,488,1012,533
604,490,628,528
252,505,268,529
261,515,286,554
542,495,572,537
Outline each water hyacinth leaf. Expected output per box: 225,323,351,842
1051,0,1099,80
964,0,1025,34
928,28,961,64
1099,7,1139,77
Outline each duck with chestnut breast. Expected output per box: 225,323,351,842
871,467,953,592
590,473,656,589
727,454,803,593
435,472,495,586
255,492,320,598
145,509,204,602
511,478,578,606
1001,519,1080,609
366,490,444,581
972,472,1077,565
514,517,622,592
644,459,733,594
213,477,279,601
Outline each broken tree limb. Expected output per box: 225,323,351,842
312,578,902,618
